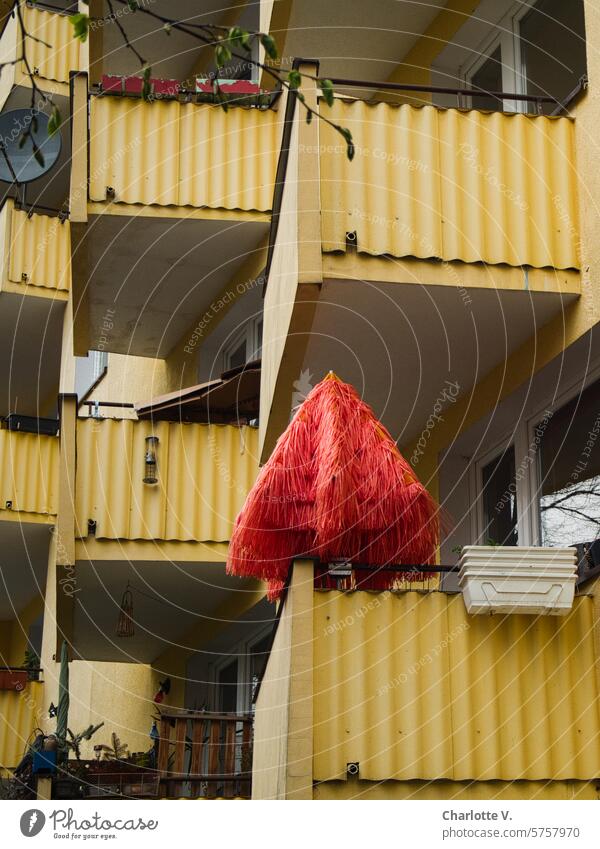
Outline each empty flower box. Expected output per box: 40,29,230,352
458,546,577,615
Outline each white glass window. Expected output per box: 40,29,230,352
481,446,519,546
223,316,263,371
536,380,600,548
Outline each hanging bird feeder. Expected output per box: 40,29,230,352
227,373,439,600
116,584,135,638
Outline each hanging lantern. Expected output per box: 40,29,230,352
227,372,440,600
143,435,159,484
116,586,135,638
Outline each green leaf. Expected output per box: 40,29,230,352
127,1,139,10
287,69,301,89
142,65,152,101
229,26,251,53
70,12,89,43
31,114,38,134
319,78,334,107
306,109,313,124
338,126,355,161
260,33,278,61
213,81,229,112
33,144,45,168
48,106,61,137
215,42,232,69
163,23,171,35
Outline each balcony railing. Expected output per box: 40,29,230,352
75,418,258,542
0,3,83,95
1,199,71,294
88,94,282,212
157,710,253,799
0,426,58,518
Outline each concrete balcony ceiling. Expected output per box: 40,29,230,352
276,276,577,447
72,557,264,663
272,0,447,83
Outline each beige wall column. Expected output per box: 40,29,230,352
53,395,78,658
87,1,104,87
252,559,314,799
260,61,323,461
285,559,314,799
69,71,90,358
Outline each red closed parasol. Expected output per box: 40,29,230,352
227,373,439,600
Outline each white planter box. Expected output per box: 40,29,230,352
458,546,577,615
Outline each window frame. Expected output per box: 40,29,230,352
461,1,531,113
472,431,528,545
526,361,600,546
222,316,263,372
210,624,272,714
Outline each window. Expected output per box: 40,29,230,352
536,380,600,548
460,0,586,114
223,316,263,371
481,447,518,546
249,632,271,705
212,626,272,713
216,658,239,713
225,334,247,371
470,45,504,111
519,0,586,114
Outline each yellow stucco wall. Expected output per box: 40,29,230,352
0,595,44,668
80,353,171,417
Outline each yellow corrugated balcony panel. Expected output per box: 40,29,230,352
75,419,259,541
89,96,282,211
2,200,71,293
20,4,83,86
320,100,579,270
0,429,58,518
0,3,84,99
313,592,600,783
0,682,44,774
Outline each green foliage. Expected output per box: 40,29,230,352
338,126,355,161
47,105,61,137
319,78,334,107
260,33,278,60
69,12,89,43
228,26,251,53
97,732,130,761
141,65,152,101
288,69,301,90
64,722,104,761
23,649,39,669
215,42,232,69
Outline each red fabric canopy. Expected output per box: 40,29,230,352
227,373,439,600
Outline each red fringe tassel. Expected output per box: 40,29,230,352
227,373,440,601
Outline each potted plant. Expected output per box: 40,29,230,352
23,650,40,681
458,545,577,615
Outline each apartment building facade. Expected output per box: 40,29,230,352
0,0,599,800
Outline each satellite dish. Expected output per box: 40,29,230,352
0,109,61,184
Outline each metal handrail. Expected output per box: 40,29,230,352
327,76,555,110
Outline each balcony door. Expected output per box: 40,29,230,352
213,629,272,714
461,0,586,114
